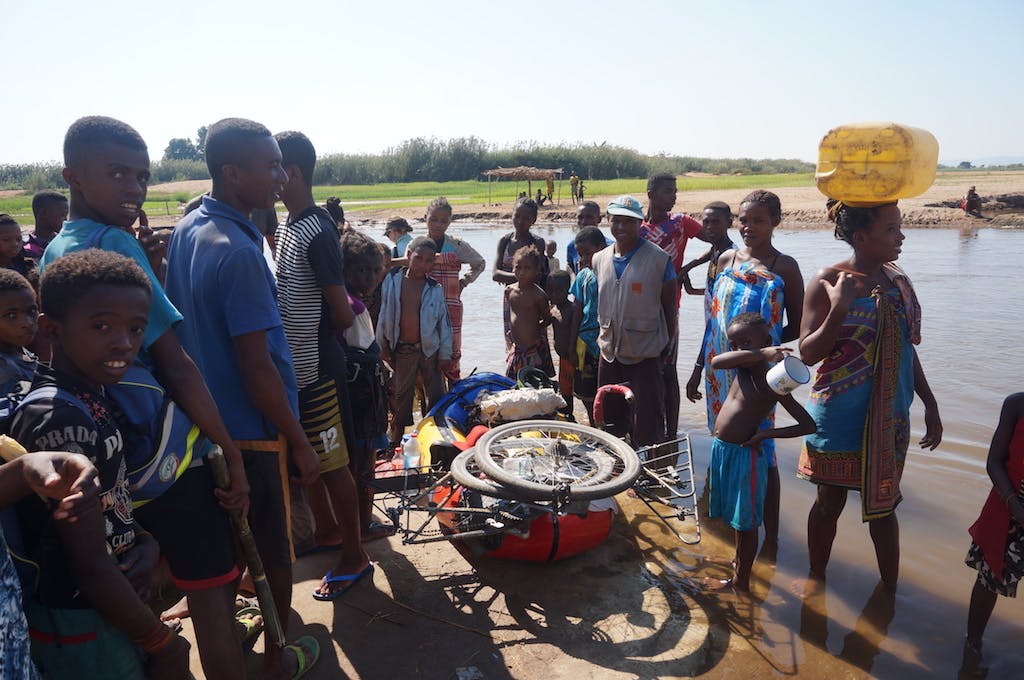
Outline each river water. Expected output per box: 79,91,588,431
380,222,1024,677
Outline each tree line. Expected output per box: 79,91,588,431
2,135,815,190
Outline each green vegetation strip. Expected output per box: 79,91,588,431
1,173,815,219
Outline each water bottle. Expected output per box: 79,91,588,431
402,432,420,471
816,122,938,204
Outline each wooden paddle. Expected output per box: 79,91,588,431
207,447,285,649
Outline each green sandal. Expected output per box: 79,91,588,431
234,606,264,652
285,635,320,680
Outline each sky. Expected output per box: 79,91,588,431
3,0,1021,166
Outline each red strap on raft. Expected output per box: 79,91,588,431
592,383,635,431
452,424,491,451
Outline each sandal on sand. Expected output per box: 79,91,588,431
285,635,320,680
361,520,396,543
234,606,264,651
312,562,375,601
235,593,258,611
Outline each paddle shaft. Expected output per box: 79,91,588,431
207,447,286,649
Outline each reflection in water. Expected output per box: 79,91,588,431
798,580,898,674
838,582,897,672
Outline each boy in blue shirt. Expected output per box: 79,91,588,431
568,226,608,425
42,116,252,680
165,118,320,678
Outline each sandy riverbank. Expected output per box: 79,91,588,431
144,171,1024,231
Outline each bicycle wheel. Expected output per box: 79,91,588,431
472,420,640,501
449,449,525,501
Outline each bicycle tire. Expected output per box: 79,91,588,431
472,420,640,501
449,449,527,501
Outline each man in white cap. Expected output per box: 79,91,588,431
591,195,677,446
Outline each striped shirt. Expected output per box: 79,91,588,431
274,207,345,388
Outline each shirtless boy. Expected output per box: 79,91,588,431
707,312,815,592
503,245,553,380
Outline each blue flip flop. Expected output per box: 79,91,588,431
312,562,375,601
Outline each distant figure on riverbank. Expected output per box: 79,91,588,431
546,176,554,204
960,391,1024,676
963,186,982,217
569,172,580,205
535,189,547,207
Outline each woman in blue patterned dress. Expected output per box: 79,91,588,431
701,190,804,553
797,200,942,590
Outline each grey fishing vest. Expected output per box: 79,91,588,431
593,240,670,365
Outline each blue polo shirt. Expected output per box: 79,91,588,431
165,196,298,439
40,218,183,350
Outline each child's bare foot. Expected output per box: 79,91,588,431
790,574,825,601
160,595,189,622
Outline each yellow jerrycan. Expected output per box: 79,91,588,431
816,122,939,204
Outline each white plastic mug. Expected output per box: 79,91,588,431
766,355,811,395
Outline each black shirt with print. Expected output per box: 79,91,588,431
11,366,136,609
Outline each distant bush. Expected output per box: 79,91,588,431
151,160,208,183
3,139,814,190
0,163,65,190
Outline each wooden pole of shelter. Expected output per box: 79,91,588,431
487,175,492,206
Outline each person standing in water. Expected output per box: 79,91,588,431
701,190,803,557
798,199,941,591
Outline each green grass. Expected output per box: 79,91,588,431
0,192,189,220
0,172,818,220
306,173,818,211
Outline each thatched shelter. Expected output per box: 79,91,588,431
482,166,564,206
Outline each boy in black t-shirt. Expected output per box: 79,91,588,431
10,250,189,678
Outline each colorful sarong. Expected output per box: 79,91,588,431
433,250,465,382
702,260,786,464
797,286,916,521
